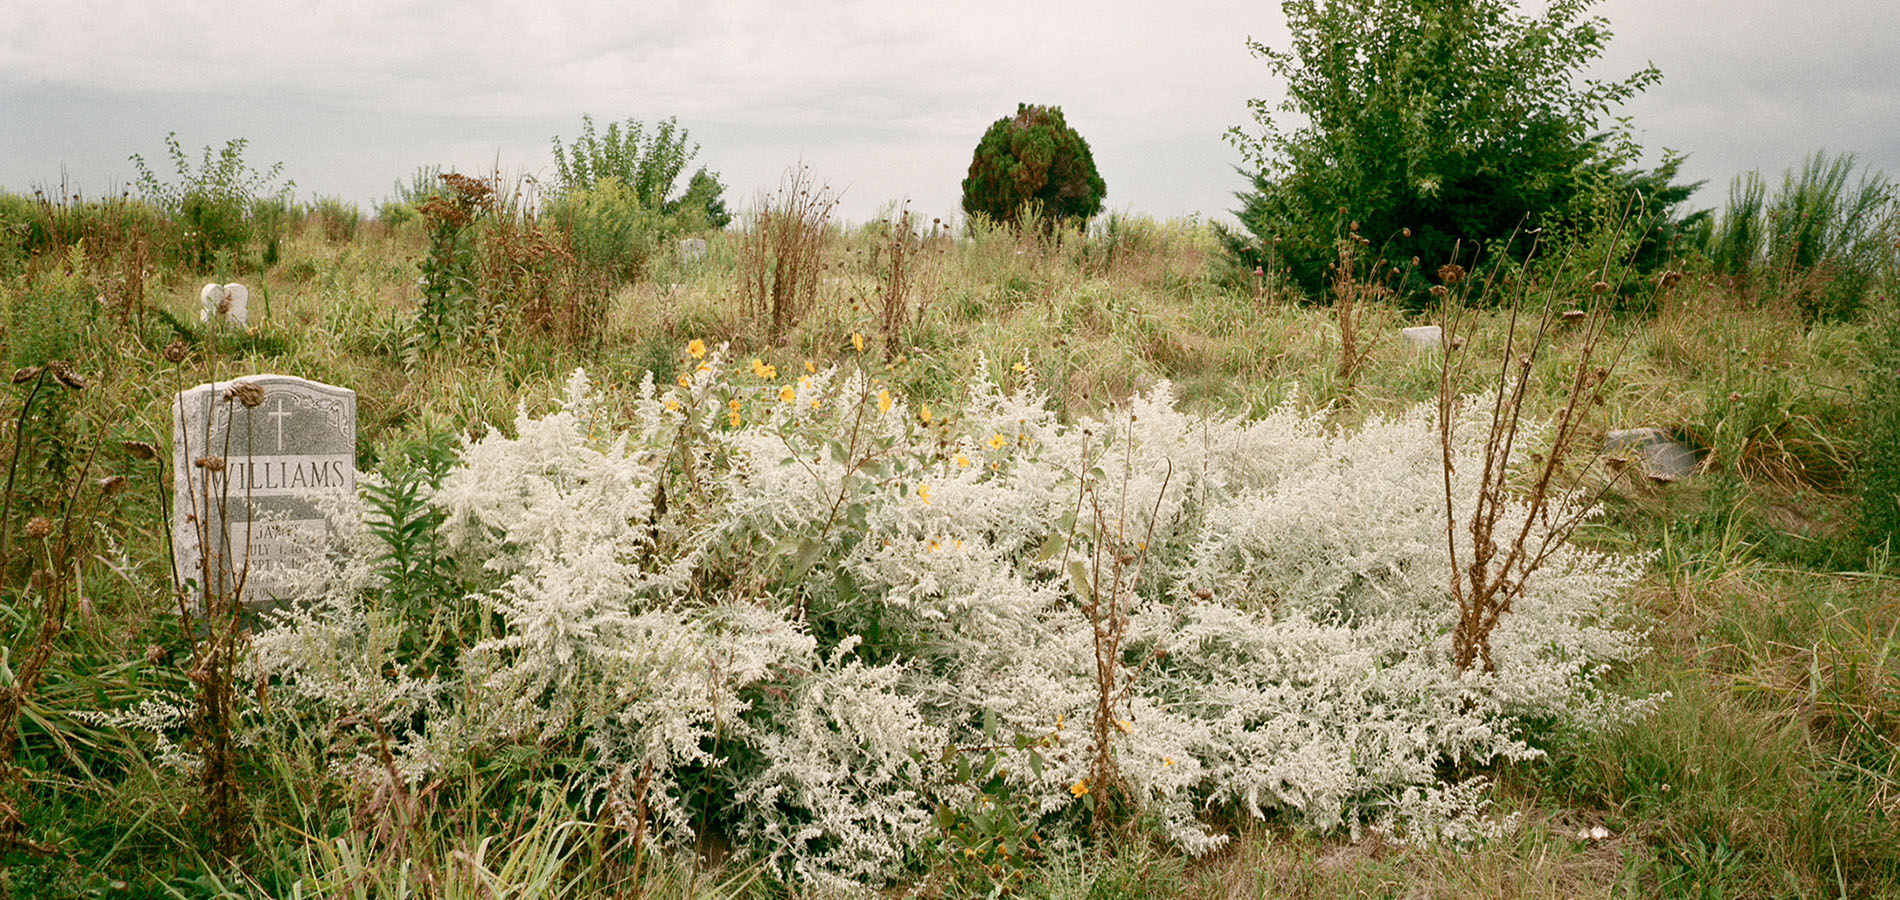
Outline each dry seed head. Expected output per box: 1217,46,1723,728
99,474,130,495
194,456,227,472
163,341,190,363
1660,270,1683,289
24,516,54,539
1429,285,1449,300
12,365,45,384
47,361,86,390
1437,264,1466,286
123,440,159,461
1563,309,1587,322
1592,281,1611,295
223,381,266,408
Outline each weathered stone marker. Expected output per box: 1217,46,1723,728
200,282,251,327
1400,324,1442,349
679,237,708,264
1605,427,1698,482
172,374,356,603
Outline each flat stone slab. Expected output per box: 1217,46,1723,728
173,374,356,604
1400,325,1442,349
1605,427,1698,482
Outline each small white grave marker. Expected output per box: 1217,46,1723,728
679,237,708,264
172,375,356,603
200,282,251,327
1400,324,1442,349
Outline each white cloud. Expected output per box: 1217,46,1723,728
3,0,1897,222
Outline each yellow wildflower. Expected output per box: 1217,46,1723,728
805,360,817,374
928,539,941,552
688,339,706,359
1070,779,1089,798
956,453,971,468
1056,714,1064,731
1116,718,1134,734
664,398,681,411
728,398,744,412
877,390,893,414
989,433,1007,450
696,363,710,373
917,483,932,505
851,332,866,352
810,399,823,409
728,410,742,427
1012,361,1027,374
1164,757,1175,767
677,373,691,388
779,386,797,403
919,404,933,425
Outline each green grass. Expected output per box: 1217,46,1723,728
0,197,1896,898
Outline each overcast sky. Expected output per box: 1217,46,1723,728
4,0,1897,226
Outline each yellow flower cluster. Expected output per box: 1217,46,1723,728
751,358,778,380
688,339,707,359
877,390,894,414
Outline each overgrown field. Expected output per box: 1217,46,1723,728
1,178,1898,899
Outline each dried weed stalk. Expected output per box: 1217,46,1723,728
0,363,102,854
1437,227,1638,673
740,164,838,340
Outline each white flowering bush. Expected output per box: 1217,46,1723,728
228,344,1653,890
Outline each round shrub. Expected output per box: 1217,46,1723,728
961,103,1106,229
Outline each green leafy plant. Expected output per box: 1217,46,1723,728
961,104,1106,231
926,711,1055,894
362,433,463,664
549,115,730,231
130,132,292,271
1223,0,1677,297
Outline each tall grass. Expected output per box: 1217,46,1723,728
1703,150,1897,318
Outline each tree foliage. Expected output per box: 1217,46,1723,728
550,115,731,231
1223,0,1686,296
961,104,1106,229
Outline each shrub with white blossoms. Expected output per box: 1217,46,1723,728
236,346,1653,889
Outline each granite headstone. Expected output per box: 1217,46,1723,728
172,375,356,602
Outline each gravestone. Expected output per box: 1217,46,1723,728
1605,427,1698,482
1400,324,1442,350
679,237,708,264
200,282,250,327
172,375,356,604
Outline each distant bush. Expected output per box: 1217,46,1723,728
962,103,1106,231
1702,151,1896,318
543,176,663,284
309,195,362,243
548,115,731,283
130,132,292,272
1221,0,1697,300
